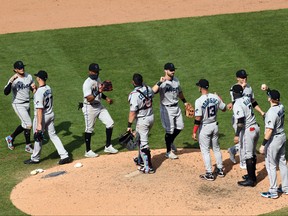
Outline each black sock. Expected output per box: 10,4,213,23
105,128,113,147
85,133,92,151
246,158,256,182
24,129,31,145
171,129,181,143
11,125,24,140
165,133,173,152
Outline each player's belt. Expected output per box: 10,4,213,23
165,103,178,107
274,132,283,136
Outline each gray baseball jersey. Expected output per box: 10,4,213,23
233,96,259,159
128,84,154,150
31,85,69,161
158,77,184,134
4,72,34,129
264,103,288,194
82,77,114,133
230,83,254,102
194,93,226,173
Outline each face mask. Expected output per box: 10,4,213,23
89,74,98,80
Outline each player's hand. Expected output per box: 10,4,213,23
259,145,265,154
227,103,233,110
160,77,166,82
127,127,132,133
98,84,104,93
106,97,113,104
192,133,197,141
234,136,239,144
9,74,18,83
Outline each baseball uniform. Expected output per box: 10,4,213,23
263,103,288,195
4,61,34,152
195,93,226,175
29,84,69,162
128,83,155,173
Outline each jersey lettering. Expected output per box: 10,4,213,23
164,85,179,93
15,81,31,91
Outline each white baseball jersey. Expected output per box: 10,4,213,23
34,85,53,115
159,77,182,106
233,96,256,128
230,83,254,102
265,103,285,135
83,77,102,105
128,85,154,117
195,93,226,124
5,72,34,104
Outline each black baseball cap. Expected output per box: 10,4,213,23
14,61,25,69
232,84,243,94
164,63,176,71
34,70,48,81
89,63,101,72
268,89,280,101
133,73,143,86
196,79,209,89
236,69,248,78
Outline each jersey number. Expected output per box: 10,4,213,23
44,96,53,109
207,105,216,117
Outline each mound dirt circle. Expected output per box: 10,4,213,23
10,149,288,215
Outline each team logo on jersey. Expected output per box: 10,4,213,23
237,111,240,115
268,120,271,125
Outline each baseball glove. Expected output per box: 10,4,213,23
118,131,139,150
185,102,195,118
34,130,44,142
102,80,113,91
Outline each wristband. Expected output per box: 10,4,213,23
262,139,268,146
127,122,132,128
193,125,199,134
181,98,187,104
157,81,162,86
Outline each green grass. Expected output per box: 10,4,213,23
1,9,288,215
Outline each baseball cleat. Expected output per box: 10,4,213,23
25,144,33,153
104,145,118,154
139,166,155,174
277,188,288,195
260,192,279,199
58,156,72,165
237,179,256,187
227,147,236,164
24,159,40,164
216,168,225,178
85,150,99,158
199,172,215,181
242,174,249,180
165,151,178,159
5,135,14,150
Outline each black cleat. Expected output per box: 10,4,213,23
242,174,249,180
58,157,72,165
24,159,40,164
237,179,256,187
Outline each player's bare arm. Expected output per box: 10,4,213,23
36,108,43,131
259,128,273,154
192,116,201,141
127,111,136,132
152,76,165,93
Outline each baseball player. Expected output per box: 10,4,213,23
82,63,118,158
24,70,71,164
127,73,155,174
4,61,36,153
231,84,260,187
227,69,265,169
192,79,226,181
152,63,190,159
259,90,288,198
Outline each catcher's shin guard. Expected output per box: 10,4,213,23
140,148,152,173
